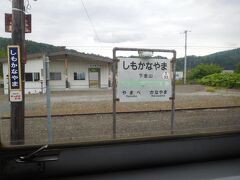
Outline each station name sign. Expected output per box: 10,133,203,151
117,57,172,102
8,45,22,102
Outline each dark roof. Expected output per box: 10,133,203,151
0,50,112,63
49,50,112,63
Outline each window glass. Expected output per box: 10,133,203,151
25,73,40,82
25,73,33,81
34,73,40,81
50,72,61,80
74,72,85,80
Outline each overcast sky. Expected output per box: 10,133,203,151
1,0,240,58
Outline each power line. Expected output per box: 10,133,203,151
80,0,101,42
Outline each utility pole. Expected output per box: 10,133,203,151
183,30,190,85
11,0,25,145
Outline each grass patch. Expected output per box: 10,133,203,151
175,80,184,85
205,86,216,92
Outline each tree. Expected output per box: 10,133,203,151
188,64,223,80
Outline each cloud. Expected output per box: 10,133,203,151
1,0,240,57
95,31,145,43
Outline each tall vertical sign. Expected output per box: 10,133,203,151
8,46,23,102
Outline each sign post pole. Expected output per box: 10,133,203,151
112,50,117,139
44,54,53,144
171,52,177,134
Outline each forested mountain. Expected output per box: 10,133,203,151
176,48,240,71
0,37,77,77
0,37,69,54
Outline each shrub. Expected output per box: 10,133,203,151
235,63,240,73
188,64,223,80
199,73,240,89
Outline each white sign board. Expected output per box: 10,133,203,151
10,90,22,102
88,64,101,68
176,71,183,80
117,57,172,102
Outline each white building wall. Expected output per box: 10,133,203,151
25,58,45,94
67,59,109,89
2,57,111,94
67,60,89,89
3,58,45,95
49,60,65,90
100,63,109,88
3,63,9,95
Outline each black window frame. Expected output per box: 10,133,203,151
25,72,40,82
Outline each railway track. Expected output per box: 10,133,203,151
1,105,240,119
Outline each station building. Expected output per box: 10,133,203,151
0,50,112,94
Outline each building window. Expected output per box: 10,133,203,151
74,72,85,80
50,72,61,80
34,73,40,81
25,73,33,81
25,72,40,82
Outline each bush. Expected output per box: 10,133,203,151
235,63,240,73
199,73,240,89
188,64,223,80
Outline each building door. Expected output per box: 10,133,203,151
88,68,101,88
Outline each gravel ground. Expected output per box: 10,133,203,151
1,85,240,117
0,85,240,146
1,107,240,146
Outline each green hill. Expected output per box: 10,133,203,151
0,37,78,77
0,37,71,54
176,48,240,71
